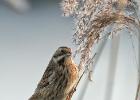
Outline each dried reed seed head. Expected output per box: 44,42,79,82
61,0,78,16
61,0,139,70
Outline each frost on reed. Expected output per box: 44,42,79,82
61,0,140,99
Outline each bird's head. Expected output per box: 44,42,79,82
53,46,72,64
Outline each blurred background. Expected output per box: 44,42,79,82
0,0,139,100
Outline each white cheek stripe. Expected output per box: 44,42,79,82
53,55,66,63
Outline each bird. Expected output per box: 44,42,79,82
29,46,79,100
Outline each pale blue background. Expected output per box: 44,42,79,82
0,0,138,100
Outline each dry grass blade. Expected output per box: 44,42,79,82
135,18,140,100
135,80,140,100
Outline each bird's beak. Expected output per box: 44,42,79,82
66,52,72,57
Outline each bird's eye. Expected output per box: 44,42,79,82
61,50,65,53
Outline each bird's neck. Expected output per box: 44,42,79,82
63,57,73,66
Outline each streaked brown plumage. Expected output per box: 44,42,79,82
29,46,79,100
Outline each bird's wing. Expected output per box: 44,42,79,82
34,59,69,100
37,60,58,89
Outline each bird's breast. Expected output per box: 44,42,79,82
64,57,79,94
